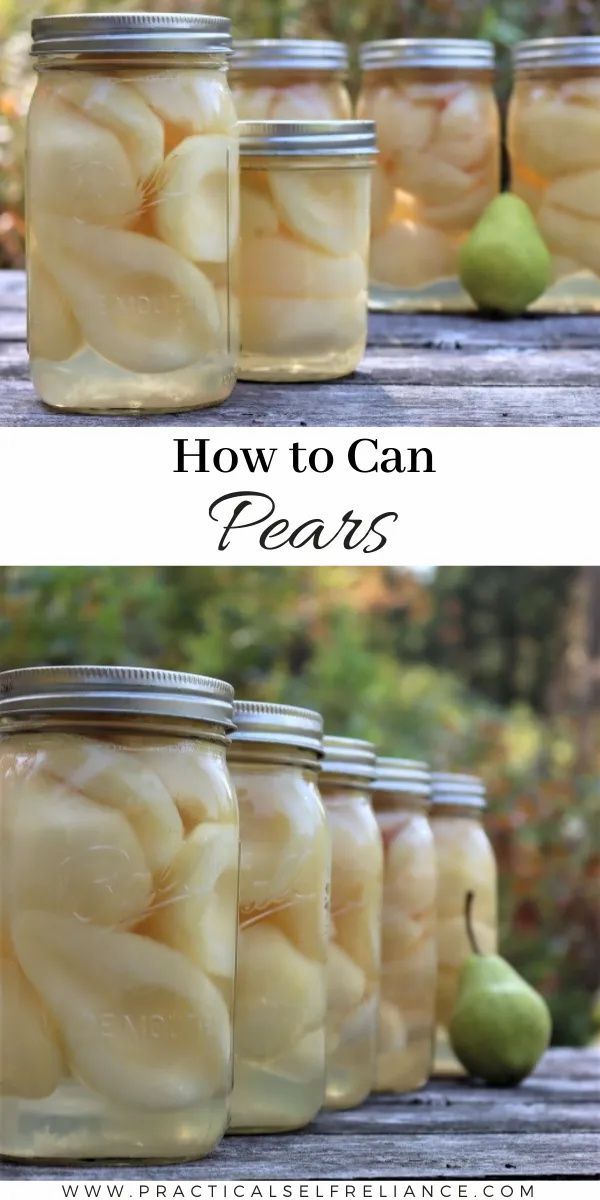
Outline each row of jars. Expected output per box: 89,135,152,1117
233,33,600,317
26,14,376,412
26,16,600,416
0,666,498,1163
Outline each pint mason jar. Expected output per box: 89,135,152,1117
372,759,436,1093
357,39,500,311
0,666,239,1162
27,13,239,414
238,120,376,381
508,37,600,312
231,40,351,120
319,737,383,1110
227,702,329,1132
430,773,497,1076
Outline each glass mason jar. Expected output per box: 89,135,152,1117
357,39,501,311
319,737,383,1110
430,773,497,1076
0,666,239,1162
227,702,329,1132
372,759,436,1093
231,40,352,120
508,37,600,312
27,13,239,414
238,120,376,381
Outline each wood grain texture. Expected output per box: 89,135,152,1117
2,1049,598,1181
2,272,599,427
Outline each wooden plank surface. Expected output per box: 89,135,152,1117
2,271,599,427
2,1049,598,1181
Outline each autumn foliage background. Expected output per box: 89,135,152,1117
2,0,600,265
0,565,598,1045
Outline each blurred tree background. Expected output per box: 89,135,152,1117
0,564,598,1044
2,0,600,264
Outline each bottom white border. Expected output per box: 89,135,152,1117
0,1182,597,1199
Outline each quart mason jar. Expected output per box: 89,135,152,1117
508,37,600,312
357,40,501,311
27,13,239,414
231,40,352,120
430,773,497,1076
319,737,383,1110
372,759,436,1093
238,120,376,381
0,666,239,1162
227,702,329,1132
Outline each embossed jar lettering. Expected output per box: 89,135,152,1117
0,666,239,1163
26,13,239,414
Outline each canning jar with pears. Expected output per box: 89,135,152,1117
227,702,329,1132
238,120,376,380
508,37,600,311
231,40,352,121
0,666,239,1162
27,13,239,414
319,737,383,1110
430,773,498,1076
357,39,501,310
372,759,436,1092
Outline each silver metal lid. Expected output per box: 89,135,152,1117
360,38,495,71
512,37,600,71
0,666,235,730
430,772,486,810
232,38,349,73
238,119,377,158
321,735,377,783
373,757,430,797
31,13,232,58
231,701,323,754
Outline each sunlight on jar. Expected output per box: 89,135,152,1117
357,40,500,311
430,774,497,1076
238,121,375,381
27,26,239,414
320,738,383,1110
0,667,238,1162
373,761,436,1093
231,40,351,121
508,38,600,311
228,704,328,1132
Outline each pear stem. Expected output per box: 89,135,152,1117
465,890,482,955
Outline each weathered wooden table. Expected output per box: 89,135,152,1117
1,271,599,426
1,1049,598,1181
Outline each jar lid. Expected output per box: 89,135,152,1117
0,666,235,730
231,701,323,754
430,772,486,809
232,38,349,72
321,735,377,783
31,13,232,58
238,119,377,158
512,37,600,71
359,38,495,71
373,757,430,797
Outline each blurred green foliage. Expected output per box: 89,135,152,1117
2,1,600,263
1,565,598,1045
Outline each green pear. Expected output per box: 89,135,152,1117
459,194,552,315
450,891,552,1085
